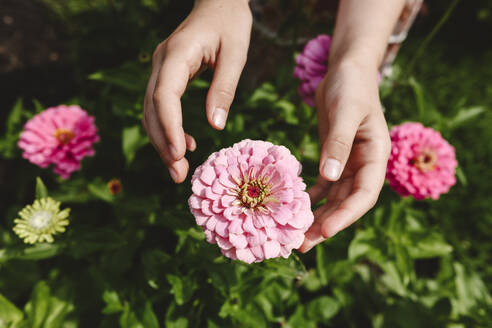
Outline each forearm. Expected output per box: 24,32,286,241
329,0,406,69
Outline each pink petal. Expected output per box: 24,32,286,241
229,233,248,249
200,165,216,185
215,218,229,238
216,236,233,250
263,240,281,259
236,248,256,264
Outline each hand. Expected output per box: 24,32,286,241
299,58,391,253
142,0,252,182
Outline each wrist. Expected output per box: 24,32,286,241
328,52,380,81
329,42,382,73
194,0,251,16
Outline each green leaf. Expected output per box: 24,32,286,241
394,243,413,286
275,100,299,124
0,243,62,263
122,125,149,165
348,228,377,260
0,292,23,325
35,177,49,199
166,274,197,306
254,294,276,322
32,99,45,113
407,232,453,259
88,179,114,202
316,245,328,285
6,98,24,134
380,262,407,297
165,302,189,328
455,166,467,186
102,290,124,314
447,106,486,129
43,284,75,328
248,83,278,105
408,77,440,124
306,296,340,322
408,77,427,121
452,262,492,315
0,98,25,158
299,134,319,162
27,281,51,328
88,62,149,92
141,301,159,328
286,306,316,328
120,304,145,328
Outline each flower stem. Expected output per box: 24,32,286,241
406,0,461,74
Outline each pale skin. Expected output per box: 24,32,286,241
143,0,406,252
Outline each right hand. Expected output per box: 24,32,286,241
143,0,252,182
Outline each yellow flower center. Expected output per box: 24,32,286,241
28,210,53,230
54,128,74,144
412,149,437,172
236,178,271,209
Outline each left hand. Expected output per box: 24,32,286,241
299,58,391,253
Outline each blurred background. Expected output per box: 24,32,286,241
0,0,491,327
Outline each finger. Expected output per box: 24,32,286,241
298,201,337,253
143,107,188,183
206,42,248,130
153,53,192,161
298,221,324,253
168,157,190,184
321,161,386,238
319,108,361,181
299,178,351,252
185,133,196,152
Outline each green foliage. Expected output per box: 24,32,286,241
0,0,491,327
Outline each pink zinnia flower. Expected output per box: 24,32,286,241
18,105,99,179
386,122,458,200
293,34,331,107
188,140,314,263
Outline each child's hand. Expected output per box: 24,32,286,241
143,0,252,182
299,58,391,252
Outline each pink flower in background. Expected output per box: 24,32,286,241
188,140,314,263
293,34,331,107
18,105,99,179
386,122,457,200
294,34,382,107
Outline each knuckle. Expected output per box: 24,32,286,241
216,87,235,104
152,90,162,108
328,135,352,153
152,41,165,63
164,36,180,52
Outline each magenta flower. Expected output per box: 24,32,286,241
293,34,331,107
386,122,458,200
18,105,99,179
294,34,381,107
188,140,314,263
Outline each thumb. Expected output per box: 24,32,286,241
206,42,247,130
319,109,361,181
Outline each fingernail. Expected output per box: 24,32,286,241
169,167,178,182
169,144,179,160
212,108,227,129
322,158,341,180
